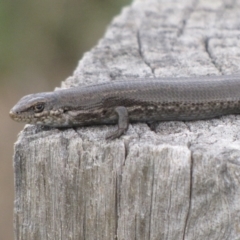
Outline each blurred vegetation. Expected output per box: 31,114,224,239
0,1,131,239
0,0,131,89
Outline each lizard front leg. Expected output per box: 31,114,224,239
106,106,129,140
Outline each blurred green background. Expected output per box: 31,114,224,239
0,1,130,239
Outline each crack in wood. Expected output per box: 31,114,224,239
136,30,155,76
182,150,193,240
204,37,223,74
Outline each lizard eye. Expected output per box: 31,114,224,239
33,103,44,113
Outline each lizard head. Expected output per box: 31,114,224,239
9,92,63,126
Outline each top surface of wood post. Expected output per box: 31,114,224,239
14,0,240,239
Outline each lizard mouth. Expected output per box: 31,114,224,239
9,110,30,123
9,110,19,121
9,110,15,119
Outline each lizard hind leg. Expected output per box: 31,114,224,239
106,106,129,140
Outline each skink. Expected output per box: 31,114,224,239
9,75,240,139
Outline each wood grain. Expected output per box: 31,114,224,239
14,0,240,239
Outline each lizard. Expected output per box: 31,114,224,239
9,75,240,139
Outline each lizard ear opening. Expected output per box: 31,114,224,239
33,103,45,113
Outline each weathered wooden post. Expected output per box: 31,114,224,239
14,0,240,239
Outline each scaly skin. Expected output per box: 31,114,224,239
9,75,240,139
